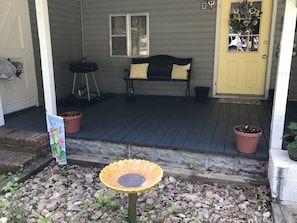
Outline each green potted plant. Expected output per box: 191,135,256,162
233,124,262,154
283,122,297,161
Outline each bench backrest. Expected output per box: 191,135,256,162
132,55,192,80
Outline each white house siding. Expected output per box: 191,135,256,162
28,0,83,102
82,0,216,97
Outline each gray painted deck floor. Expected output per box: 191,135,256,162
2,94,295,161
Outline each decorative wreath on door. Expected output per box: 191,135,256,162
229,0,263,34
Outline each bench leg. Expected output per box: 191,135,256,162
185,80,190,98
126,79,136,101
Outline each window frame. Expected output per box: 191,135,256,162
109,13,149,57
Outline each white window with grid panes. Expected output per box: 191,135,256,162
109,13,149,57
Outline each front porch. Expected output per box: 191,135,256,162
1,94,296,179
2,95,274,157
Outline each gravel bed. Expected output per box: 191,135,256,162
0,161,275,222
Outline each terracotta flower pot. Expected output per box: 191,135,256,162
233,125,263,154
60,111,82,133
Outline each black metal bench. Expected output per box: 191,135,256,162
124,55,192,99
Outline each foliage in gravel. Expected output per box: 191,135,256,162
0,162,273,223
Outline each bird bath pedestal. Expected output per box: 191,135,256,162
99,159,163,223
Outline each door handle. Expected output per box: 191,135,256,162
262,55,267,59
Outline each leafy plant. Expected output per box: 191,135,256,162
93,191,120,212
188,160,197,169
168,202,177,213
0,172,13,182
0,177,27,222
37,218,52,223
235,125,261,133
0,174,8,182
2,177,19,192
195,216,201,223
283,121,297,152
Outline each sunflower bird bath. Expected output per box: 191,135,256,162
99,159,163,223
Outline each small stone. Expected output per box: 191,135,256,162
183,193,197,201
168,176,176,183
213,194,221,200
212,213,221,222
146,198,154,205
46,201,58,211
85,174,93,184
158,184,165,189
178,213,186,218
263,211,271,218
90,211,103,220
52,212,64,221
206,190,213,198
239,194,246,201
0,217,8,223
51,174,61,182
41,209,49,217
195,202,202,208
238,203,246,209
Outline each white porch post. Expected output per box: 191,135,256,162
269,0,297,214
270,0,297,150
35,0,57,115
0,94,4,126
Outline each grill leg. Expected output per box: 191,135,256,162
84,73,91,101
72,73,77,95
91,72,100,97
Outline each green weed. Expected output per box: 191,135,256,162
93,191,120,212
188,160,197,169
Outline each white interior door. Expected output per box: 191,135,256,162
0,0,38,114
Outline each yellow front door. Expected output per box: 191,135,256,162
216,0,272,96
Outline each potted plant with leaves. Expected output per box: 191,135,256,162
283,121,297,161
233,124,262,154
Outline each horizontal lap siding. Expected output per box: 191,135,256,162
270,1,297,100
48,0,83,99
28,0,83,101
83,0,216,96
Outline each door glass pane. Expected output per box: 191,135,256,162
131,15,148,56
228,1,262,52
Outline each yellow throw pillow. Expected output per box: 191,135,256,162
171,63,191,80
129,63,149,79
